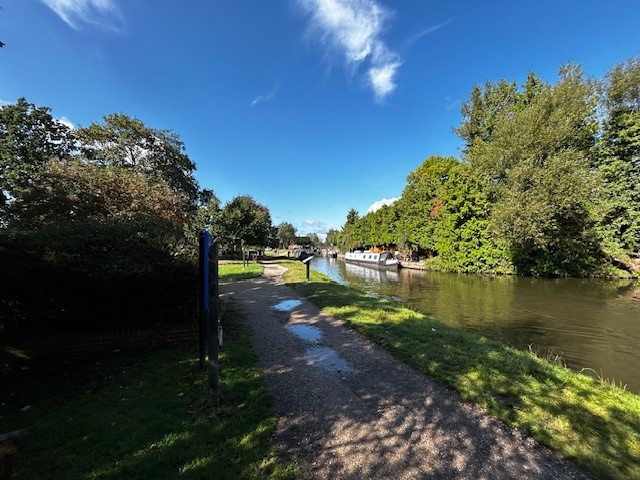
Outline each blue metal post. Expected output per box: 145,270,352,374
198,231,210,370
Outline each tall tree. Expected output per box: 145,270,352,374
397,156,459,252
325,228,340,246
339,208,361,250
468,64,600,275
0,98,75,221
362,204,400,246
276,222,297,248
185,189,222,245
455,79,520,154
8,159,186,231
518,71,548,109
596,56,640,256
345,208,359,226
76,114,199,207
307,232,320,245
430,162,512,273
219,195,272,255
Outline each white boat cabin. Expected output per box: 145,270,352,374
344,250,399,268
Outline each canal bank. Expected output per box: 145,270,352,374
399,260,427,269
222,261,597,480
316,254,640,394
280,259,640,480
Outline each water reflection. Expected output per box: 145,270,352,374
312,256,640,393
305,346,353,373
344,262,399,283
286,322,353,374
287,324,322,343
272,299,302,312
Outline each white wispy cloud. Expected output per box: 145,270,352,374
368,62,400,101
299,0,402,101
302,220,329,239
250,86,278,107
367,196,399,213
445,96,461,112
403,18,453,49
40,0,123,30
304,219,325,231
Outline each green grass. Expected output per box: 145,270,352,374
219,261,264,281
278,259,640,480
1,268,301,479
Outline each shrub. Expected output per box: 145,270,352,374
0,219,197,337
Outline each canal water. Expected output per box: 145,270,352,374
311,255,640,393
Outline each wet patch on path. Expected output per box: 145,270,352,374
277,300,353,375
287,324,322,343
272,299,302,312
304,346,353,373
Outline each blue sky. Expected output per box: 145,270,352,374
2,1,639,239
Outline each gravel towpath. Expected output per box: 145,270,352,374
220,262,592,480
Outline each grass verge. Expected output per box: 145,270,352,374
279,259,640,480
218,261,264,282
0,261,301,480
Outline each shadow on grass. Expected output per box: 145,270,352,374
283,263,640,480
1,327,300,479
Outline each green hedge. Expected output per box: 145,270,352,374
0,219,197,337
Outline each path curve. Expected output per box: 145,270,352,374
220,262,591,480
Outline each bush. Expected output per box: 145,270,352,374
0,218,197,338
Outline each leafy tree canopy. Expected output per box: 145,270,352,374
596,56,640,255
76,113,199,207
0,98,75,215
185,189,222,245
338,208,362,250
398,156,459,250
219,195,272,253
8,159,186,231
345,208,359,225
306,232,320,245
0,99,204,335
276,222,297,248
467,64,599,263
337,58,640,276
325,228,340,246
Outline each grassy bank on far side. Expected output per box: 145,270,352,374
279,259,640,480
